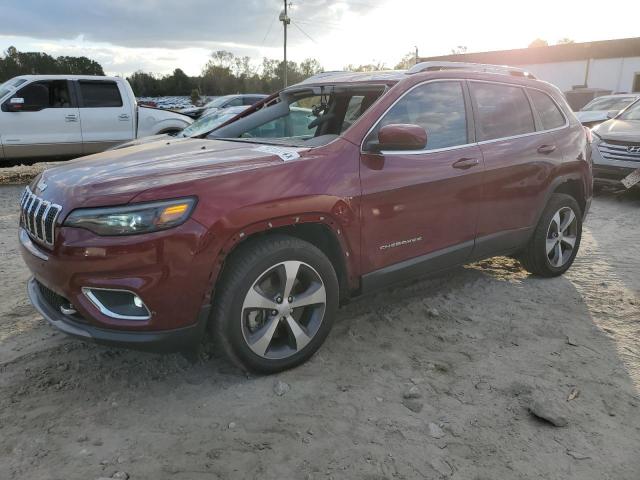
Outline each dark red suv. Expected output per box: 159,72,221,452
20,62,592,373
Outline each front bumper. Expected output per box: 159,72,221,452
28,277,209,351
592,141,639,184
19,216,218,349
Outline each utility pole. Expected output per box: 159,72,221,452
415,46,419,65
279,1,291,88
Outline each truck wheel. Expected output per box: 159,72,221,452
212,235,339,373
519,193,582,277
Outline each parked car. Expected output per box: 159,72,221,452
180,94,268,119
0,75,192,161
19,62,592,373
574,94,639,128
591,98,640,188
112,105,252,149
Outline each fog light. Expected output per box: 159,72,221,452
82,287,150,320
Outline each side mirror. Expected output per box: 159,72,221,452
373,123,427,151
606,110,618,119
5,97,25,112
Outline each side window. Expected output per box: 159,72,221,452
78,81,123,108
243,96,262,106
376,81,468,150
470,82,535,141
528,89,566,130
14,80,71,111
225,97,243,107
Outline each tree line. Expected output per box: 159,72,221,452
0,46,104,81
127,51,324,99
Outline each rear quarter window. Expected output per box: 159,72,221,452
78,81,123,108
528,89,566,130
470,82,535,141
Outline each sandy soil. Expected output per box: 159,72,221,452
0,183,639,480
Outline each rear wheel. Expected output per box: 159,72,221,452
212,235,339,373
519,193,582,277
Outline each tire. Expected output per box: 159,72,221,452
519,193,583,277
212,235,339,373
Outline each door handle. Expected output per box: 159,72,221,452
65,114,78,122
118,114,130,121
537,144,557,154
452,158,479,170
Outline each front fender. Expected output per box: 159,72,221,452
195,195,361,303
137,110,193,137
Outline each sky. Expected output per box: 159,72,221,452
2,0,640,77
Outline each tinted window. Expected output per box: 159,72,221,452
470,83,535,141
78,81,123,107
14,80,72,110
243,96,264,105
528,89,565,130
377,81,467,150
224,97,243,107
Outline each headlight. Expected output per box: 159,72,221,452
64,197,197,236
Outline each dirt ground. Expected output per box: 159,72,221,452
0,183,639,480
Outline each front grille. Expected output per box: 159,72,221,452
598,141,640,163
19,187,62,246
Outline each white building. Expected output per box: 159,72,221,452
420,37,640,108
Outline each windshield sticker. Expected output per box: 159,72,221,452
254,145,300,162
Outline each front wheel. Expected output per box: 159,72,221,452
212,235,339,373
519,193,583,277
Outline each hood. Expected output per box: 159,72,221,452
37,139,306,209
575,110,609,123
111,134,172,150
593,119,640,142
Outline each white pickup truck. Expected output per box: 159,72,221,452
0,75,192,161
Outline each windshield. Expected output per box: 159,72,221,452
212,85,386,147
618,99,640,121
0,78,27,100
179,110,240,137
581,96,636,112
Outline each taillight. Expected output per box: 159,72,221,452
584,126,593,144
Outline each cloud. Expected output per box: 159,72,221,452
3,0,382,50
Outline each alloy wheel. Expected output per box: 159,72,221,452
241,261,327,359
546,206,578,268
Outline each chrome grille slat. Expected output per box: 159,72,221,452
598,141,640,163
19,187,62,247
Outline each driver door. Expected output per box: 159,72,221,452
0,80,82,159
359,80,484,289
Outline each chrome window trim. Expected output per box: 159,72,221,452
360,79,468,155
522,84,570,132
362,78,570,156
467,79,569,143
82,287,151,321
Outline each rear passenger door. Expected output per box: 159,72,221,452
469,81,566,258
359,80,484,285
76,80,135,154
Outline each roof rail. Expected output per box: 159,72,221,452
407,61,536,79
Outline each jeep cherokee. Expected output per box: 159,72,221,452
19,62,593,373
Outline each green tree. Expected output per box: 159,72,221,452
0,46,105,82
557,38,575,45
